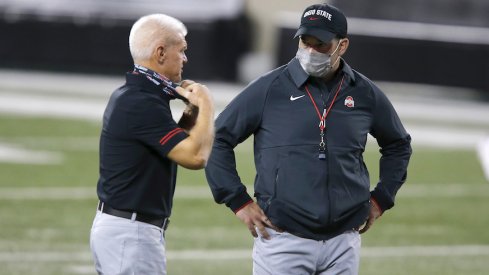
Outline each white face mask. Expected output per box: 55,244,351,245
296,41,341,77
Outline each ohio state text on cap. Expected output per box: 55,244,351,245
294,4,348,42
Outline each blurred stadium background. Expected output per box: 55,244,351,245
0,0,488,274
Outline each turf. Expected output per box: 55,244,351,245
0,115,488,275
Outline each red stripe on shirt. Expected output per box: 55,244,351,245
159,128,184,145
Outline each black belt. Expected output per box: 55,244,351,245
98,201,170,230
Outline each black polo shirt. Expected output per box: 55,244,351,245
97,72,188,218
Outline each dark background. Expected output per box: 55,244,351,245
277,0,489,91
0,15,251,81
1,0,488,91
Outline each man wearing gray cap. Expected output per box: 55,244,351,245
205,3,411,274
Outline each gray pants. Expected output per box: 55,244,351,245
90,210,167,275
253,228,360,275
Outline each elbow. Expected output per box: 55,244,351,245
188,159,207,170
182,155,208,170
170,137,213,169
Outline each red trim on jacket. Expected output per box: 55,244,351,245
371,197,383,215
233,199,254,214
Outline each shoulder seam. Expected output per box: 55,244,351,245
260,67,288,124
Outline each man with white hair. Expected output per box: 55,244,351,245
90,14,214,274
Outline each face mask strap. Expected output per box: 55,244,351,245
327,39,343,70
329,39,342,57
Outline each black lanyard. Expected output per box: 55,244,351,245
304,75,345,160
133,64,184,100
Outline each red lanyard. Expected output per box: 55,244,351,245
304,75,345,132
304,75,345,159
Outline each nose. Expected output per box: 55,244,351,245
303,46,320,54
306,47,315,53
183,53,188,64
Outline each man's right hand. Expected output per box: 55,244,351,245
235,202,281,239
168,82,214,170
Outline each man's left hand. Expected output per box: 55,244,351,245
359,200,382,234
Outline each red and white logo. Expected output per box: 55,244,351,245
344,96,354,108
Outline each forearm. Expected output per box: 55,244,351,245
371,135,412,211
204,80,266,209
205,141,252,210
185,103,215,165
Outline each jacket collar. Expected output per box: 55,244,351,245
126,72,161,93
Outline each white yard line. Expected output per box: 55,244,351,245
168,245,489,259
1,245,489,263
398,183,489,198
0,186,211,200
0,183,487,200
67,265,95,274
45,245,489,274
0,92,107,121
0,187,96,200
1,93,488,150
0,143,63,164
3,137,100,151
1,74,489,150
362,245,489,257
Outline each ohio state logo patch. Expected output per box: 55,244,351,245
344,96,354,108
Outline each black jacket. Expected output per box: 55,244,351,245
205,58,412,240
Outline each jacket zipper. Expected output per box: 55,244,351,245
325,126,332,225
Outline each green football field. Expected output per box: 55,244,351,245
0,115,488,275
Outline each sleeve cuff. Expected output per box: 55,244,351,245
160,129,189,156
227,192,254,213
370,197,384,215
370,189,394,212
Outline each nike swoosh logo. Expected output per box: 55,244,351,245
290,95,306,101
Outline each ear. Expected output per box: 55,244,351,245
156,45,166,64
338,38,349,56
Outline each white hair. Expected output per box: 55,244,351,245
129,14,187,62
